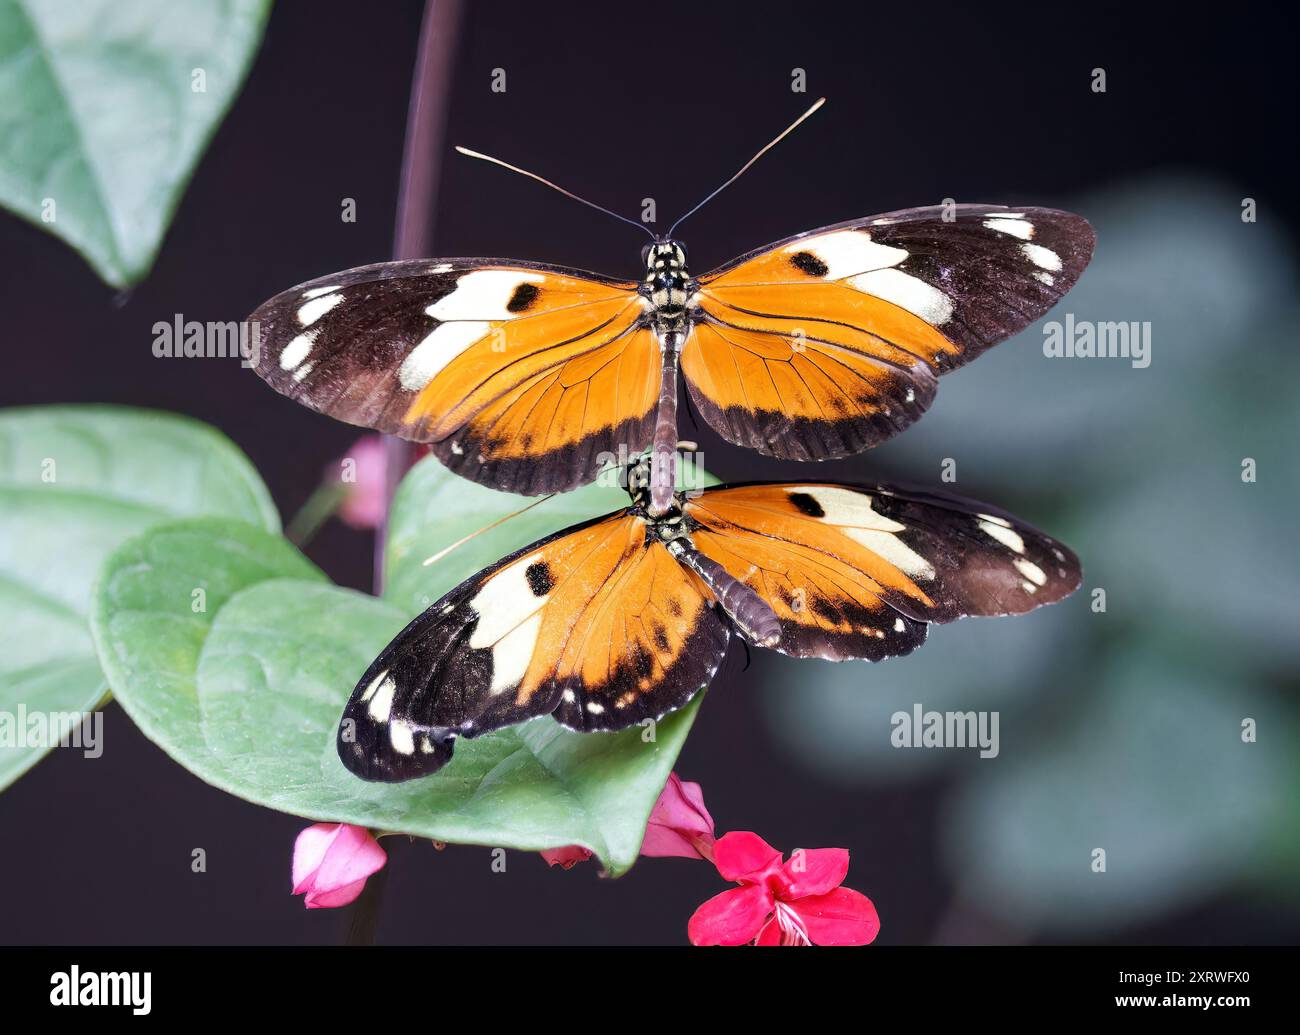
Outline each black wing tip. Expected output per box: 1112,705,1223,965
336,710,459,783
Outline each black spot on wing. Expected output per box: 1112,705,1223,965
525,560,554,597
788,491,825,518
507,282,540,312
790,250,829,277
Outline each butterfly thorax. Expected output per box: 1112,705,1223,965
641,240,692,332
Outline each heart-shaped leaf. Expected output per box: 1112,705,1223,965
0,405,277,788
0,0,271,286
93,515,705,875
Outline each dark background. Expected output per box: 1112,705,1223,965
2,0,1297,945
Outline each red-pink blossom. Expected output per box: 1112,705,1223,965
641,772,716,861
333,435,388,530
688,832,880,946
291,823,386,909
540,845,592,869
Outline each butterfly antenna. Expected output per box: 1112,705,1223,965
667,97,827,238
421,493,556,569
455,146,655,239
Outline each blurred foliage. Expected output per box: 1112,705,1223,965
757,176,1300,935
0,0,270,286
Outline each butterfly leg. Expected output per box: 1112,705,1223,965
648,330,683,516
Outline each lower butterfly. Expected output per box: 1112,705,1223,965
339,455,1081,781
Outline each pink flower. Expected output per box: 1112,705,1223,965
641,773,716,861
333,435,389,530
539,772,717,870
291,823,387,909
688,832,880,946
540,845,592,869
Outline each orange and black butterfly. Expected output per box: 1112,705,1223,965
339,454,1081,781
250,100,1094,515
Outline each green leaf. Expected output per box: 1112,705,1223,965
0,0,272,286
0,405,278,788
94,517,705,876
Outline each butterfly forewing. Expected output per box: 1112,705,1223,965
684,482,1082,662
685,205,1094,460
338,509,728,782
251,259,658,494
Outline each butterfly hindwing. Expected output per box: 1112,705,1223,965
686,205,1094,460
338,509,729,782
684,482,1081,662
251,259,658,494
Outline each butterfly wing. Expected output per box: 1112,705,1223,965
251,259,658,494
339,510,729,782
684,481,1081,661
684,206,1094,459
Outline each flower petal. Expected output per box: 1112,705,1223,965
754,918,782,946
540,845,592,869
304,877,369,909
688,885,774,946
334,435,389,530
302,826,384,899
790,887,881,946
780,848,849,899
292,823,342,892
641,773,716,860
712,831,783,883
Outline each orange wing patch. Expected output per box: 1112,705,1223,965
686,210,1096,460
549,526,729,731
250,260,656,495
680,319,936,460
686,485,936,660
685,482,1081,662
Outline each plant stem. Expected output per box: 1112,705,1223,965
345,0,462,948
284,481,349,548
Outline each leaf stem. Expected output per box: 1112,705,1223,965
346,0,462,948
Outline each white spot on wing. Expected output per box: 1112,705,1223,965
468,555,549,649
979,519,1025,553
297,292,344,325
794,486,935,579
1022,243,1063,272
390,721,415,755
426,269,545,321
983,217,1034,240
398,321,491,391
301,284,341,299
486,612,542,696
1033,270,1056,286
279,331,316,371
847,268,954,325
359,669,389,703
786,230,907,279
367,675,397,722
1014,558,1048,586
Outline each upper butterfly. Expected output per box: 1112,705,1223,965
248,100,1094,511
